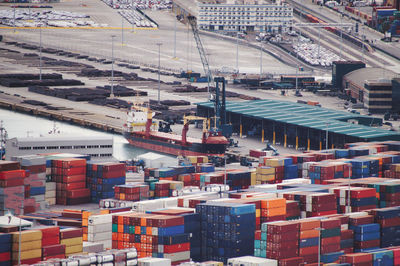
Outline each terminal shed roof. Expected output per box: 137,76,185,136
197,99,400,141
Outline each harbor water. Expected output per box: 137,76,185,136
0,109,158,160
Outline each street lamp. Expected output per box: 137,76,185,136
39,25,42,81
156,42,162,104
111,35,116,97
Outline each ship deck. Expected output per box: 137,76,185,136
134,130,203,144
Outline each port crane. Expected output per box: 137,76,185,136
187,16,213,91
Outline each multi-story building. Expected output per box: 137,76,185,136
197,0,293,32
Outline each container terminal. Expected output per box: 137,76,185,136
1,0,400,265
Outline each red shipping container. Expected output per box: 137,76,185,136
42,254,65,260
163,243,190,253
67,196,90,205
349,215,374,226
61,167,85,176
60,228,83,239
0,170,25,180
321,236,340,245
267,221,299,233
341,229,354,239
67,188,90,198
278,257,304,266
15,257,41,265
354,239,380,249
340,253,372,264
267,241,298,251
58,182,86,191
0,252,10,261
321,218,341,229
350,188,376,198
321,242,340,254
302,255,318,264
22,165,46,174
0,161,20,171
41,233,59,244
267,249,298,259
376,217,400,228
102,170,126,179
0,178,24,187
299,246,318,256
42,244,66,257
153,216,184,227
60,174,86,183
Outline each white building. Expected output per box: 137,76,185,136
5,135,113,161
198,2,293,33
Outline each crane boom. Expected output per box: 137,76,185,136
187,16,212,84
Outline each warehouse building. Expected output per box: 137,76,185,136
332,61,365,90
343,67,399,114
5,136,113,161
197,1,293,32
197,99,400,150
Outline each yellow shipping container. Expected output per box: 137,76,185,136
264,158,284,167
256,209,260,218
250,171,256,186
257,166,275,175
11,248,41,261
12,240,42,251
65,244,83,255
256,174,275,181
186,156,197,164
61,237,83,247
202,261,223,266
11,230,42,242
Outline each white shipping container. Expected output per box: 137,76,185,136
127,259,138,266
46,182,56,191
45,190,56,198
227,256,278,266
138,257,171,266
32,195,45,201
88,231,111,242
83,242,104,253
88,214,113,225
88,223,111,234
162,251,190,262
46,198,56,205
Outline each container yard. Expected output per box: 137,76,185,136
1,141,400,265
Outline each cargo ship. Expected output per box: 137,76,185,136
123,105,229,156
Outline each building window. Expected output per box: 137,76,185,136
33,146,45,150
19,147,32,150
60,146,72,149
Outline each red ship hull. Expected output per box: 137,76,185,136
127,139,213,156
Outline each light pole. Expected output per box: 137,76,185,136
39,25,42,81
121,16,124,46
236,31,239,73
259,42,263,77
174,11,177,58
13,0,16,33
156,42,162,104
111,35,116,97
325,122,330,150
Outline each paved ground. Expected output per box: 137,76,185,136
0,0,296,76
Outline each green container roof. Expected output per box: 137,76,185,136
196,99,400,141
